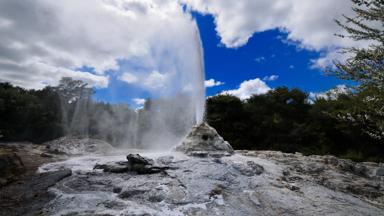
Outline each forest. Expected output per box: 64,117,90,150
206,88,383,162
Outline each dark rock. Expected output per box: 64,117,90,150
112,187,122,193
375,167,384,176
94,162,130,173
119,189,145,199
127,154,154,166
94,154,169,175
0,152,25,186
40,153,53,158
0,169,71,216
282,170,290,176
189,151,209,158
286,184,300,192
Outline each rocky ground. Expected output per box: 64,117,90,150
1,124,384,216
36,150,384,216
0,137,113,216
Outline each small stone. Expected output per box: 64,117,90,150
286,184,300,192
127,154,153,166
113,187,122,193
304,163,325,174
376,167,384,176
156,156,174,165
232,162,264,176
40,153,53,158
247,161,264,175
119,189,145,199
282,170,290,176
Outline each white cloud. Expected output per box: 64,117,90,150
120,72,138,84
309,84,351,102
143,70,169,90
182,0,368,67
262,75,279,81
0,0,203,92
133,98,146,106
221,78,271,100
205,78,225,87
254,56,266,63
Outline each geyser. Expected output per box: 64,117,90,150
56,16,206,150
135,27,206,150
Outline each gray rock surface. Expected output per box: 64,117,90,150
39,151,384,216
45,136,114,155
175,122,234,157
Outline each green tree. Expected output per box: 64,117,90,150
333,0,384,139
206,95,247,149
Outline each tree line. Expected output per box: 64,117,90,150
0,79,138,145
0,77,195,148
206,88,383,162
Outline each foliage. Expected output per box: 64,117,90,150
206,87,383,162
332,0,384,139
0,79,139,145
0,83,63,143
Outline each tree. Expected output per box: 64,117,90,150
206,95,247,149
53,77,94,135
332,0,384,139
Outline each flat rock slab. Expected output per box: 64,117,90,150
39,152,384,216
0,169,71,216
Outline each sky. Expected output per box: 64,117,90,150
194,13,348,98
0,0,366,107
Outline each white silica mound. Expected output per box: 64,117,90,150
175,122,234,157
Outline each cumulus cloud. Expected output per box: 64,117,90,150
0,0,204,92
120,72,138,84
133,98,146,106
309,84,351,102
263,75,279,81
221,78,271,100
205,78,225,87
143,71,169,90
182,0,368,67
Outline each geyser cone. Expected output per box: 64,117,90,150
175,122,234,157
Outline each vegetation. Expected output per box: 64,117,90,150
0,79,138,145
332,0,384,139
206,88,383,162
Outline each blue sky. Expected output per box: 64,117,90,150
194,13,347,97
